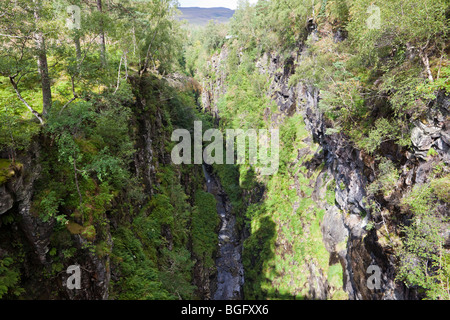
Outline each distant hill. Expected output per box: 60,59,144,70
176,7,235,26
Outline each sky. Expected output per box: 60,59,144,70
177,0,258,10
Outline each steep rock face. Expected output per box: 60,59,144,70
276,51,449,299
201,47,230,122
131,76,218,300
410,92,450,161
258,48,432,300
0,184,14,216
0,78,195,300
0,141,53,266
0,74,226,300
201,36,449,299
0,139,112,299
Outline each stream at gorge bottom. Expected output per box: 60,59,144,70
202,165,244,300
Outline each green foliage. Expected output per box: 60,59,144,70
367,158,399,197
187,0,449,301
279,113,309,174
346,0,449,65
431,174,450,203
216,66,271,130
326,0,350,25
286,0,450,157
0,256,23,298
365,221,375,231
230,0,319,52
202,20,229,54
397,183,450,299
378,65,433,120
0,103,41,159
236,112,332,299
418,66,450,94
1,0,448,301
159,247,196,298
214,163,243,217
192,191,219,268
359,118,403,154
326,179,336,205
33,89,135,224
327,263,344,289
0,0,213,301
0,159,16,186
111,226,173,300
111,166,205,300
149,194,174,227
427,148,438,157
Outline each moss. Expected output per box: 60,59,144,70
431,174,450,203
66,221,84,235
331,288,349,300
0,159,16,185
81,225,96,241
325,179,336,205
327,263,344,289
95,241,111,258
192,190,219,268
336,237,348,252
66,221,96,241
74,138,99,155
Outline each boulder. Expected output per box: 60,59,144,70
411,126,433,151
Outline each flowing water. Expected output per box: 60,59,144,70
202,165,244,300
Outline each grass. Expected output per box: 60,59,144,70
327,263,348,300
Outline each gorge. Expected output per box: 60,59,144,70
0,0,449,301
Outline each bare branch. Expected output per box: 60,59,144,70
114,53,123,94
0,33,29,39
59,75,78,115
9,76,44,125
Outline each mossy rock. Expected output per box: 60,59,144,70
0,159,21,186
81,225,96,241
66,221,96,241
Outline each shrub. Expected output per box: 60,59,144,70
431,174,450,203
0,256,23,298
359,118,402,154
192,191,219,268
397,183,450,299
367,158,399,198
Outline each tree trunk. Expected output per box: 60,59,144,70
420,51,434,83
96,0,106,68
74,34,82,62
33,0,52,117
